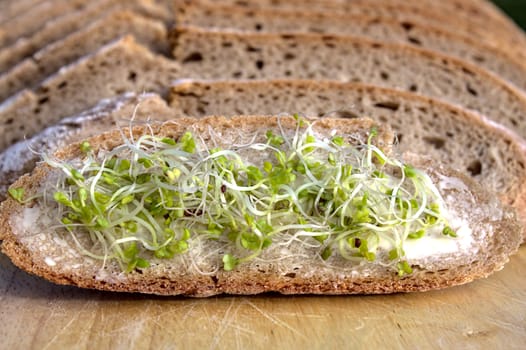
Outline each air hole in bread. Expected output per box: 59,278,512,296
423,137,446,149
466,84,478,96
247,74,256,79
472,55,485,63
284,53,296,60
233,71,242,78
284,70,292,76
400,22,414,31
128,71,137,82
6,118,13,125
407,36,422,46
409,84,418,92
467,160,483,176
246,45,261,52
57,81,67,89
380,71,390,81
182,52,203,63
332,110,360,119
254,23,263,31
221,42,233,48
395,134,403,143
38,96,49,105
510,119,519,127
37,86,49,94
210,275,219,284
284,272,296,278
374,101,399,111
255,60,264,70
462,67,475,76
308,26,324,33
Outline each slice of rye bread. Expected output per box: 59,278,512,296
177,5,526,92
0,115,521,296
0,93,177,200
0,0,46,24
0,0,174,74
0,0,92,48
168,79,526,239
0,36,180,152
181,0,519,32
175,0,526,57
172,27,526,145
0,11,169,102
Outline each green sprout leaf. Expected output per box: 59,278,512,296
180,131,196,153
8,188,25,203
80,141,92,153
223,254,239,271
397,261,413,277
408,230,425,239
442,226,457,237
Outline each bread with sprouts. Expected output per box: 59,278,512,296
0,115,521,296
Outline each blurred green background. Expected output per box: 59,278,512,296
492,0,526,30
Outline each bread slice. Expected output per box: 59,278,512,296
0,0,45,24
0,115,521,296
0,11,168,101
168,79,526,238
176,4,526,92
183,0,518,32
0,0,173,74
175,0,526,58
0,0,92,48
172,27,526,144
0,93,176,200
0,36,180,151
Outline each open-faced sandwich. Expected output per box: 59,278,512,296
0,115,521,296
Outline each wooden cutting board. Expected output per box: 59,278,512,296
1,246,524,349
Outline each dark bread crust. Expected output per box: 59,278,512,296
0,116,521,296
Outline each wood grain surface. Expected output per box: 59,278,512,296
0,246,524,350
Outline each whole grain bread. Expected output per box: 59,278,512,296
0,36,180,151
177,4,526,92
168,79,526,238
0,0,91,48
176,0,526,58
172,27,526,145
0,115,521,296
0,11,168,101
0,0,173,74
0,0,45,24
181,0,517,31
0,93,176,200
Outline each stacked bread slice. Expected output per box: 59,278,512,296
0,0,524,295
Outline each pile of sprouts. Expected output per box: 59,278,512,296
10,116,456,275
